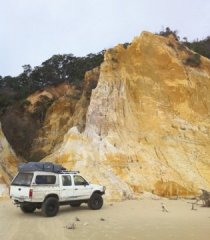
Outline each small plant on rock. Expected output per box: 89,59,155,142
184,53,201,67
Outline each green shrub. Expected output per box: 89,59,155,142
184,53,201,67
158,27,180,41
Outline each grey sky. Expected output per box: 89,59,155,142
0,0,210,77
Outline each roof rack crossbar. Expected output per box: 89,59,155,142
59,170,80,174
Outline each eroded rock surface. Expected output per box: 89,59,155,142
30,67,99,160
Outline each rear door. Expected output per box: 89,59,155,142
10,172,33,201
32,174,58,202
60,175,74,201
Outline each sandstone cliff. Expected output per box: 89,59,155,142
1,31,210,201
42,32,210,200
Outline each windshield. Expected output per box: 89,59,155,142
12,172,33,186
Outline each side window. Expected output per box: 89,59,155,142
74,175,88,186
62,175,72,186
35,175,56,185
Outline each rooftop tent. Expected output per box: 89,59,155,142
18,162,65,173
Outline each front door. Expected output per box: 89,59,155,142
73,175,92,200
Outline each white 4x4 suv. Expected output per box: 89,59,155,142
10,169,105,217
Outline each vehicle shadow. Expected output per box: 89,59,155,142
12,203,109,219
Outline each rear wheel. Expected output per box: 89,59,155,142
70,203,81,207
88,193,103,210
20,204,36,213
41,197,59,217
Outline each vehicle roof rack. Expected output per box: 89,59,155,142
58,170,80,174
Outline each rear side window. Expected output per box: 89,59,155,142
62,175,72,186
35,175,56,185
12,173,33,186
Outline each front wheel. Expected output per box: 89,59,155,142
88,193,103,210
41,197,59,217
20,204,36,213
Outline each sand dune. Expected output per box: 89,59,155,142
0,198,210,240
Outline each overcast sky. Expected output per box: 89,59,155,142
0,0,210,77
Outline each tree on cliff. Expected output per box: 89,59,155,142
184,36,210,60
158,27,210,60
0,51,104,114
158,27,180,41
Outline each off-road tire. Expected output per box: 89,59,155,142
20,204,36,213
88,193,103,210
41,197,59,217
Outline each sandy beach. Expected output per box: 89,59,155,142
0,197,210,240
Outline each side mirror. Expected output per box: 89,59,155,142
84,181,89,186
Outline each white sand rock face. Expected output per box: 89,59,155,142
43,32,210,200
0,184,8,197
0,123,19,195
